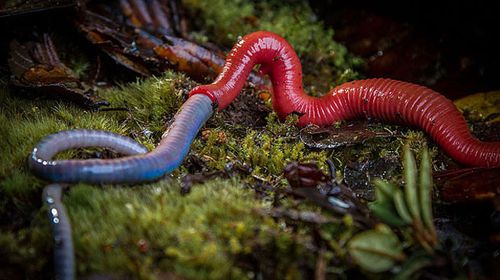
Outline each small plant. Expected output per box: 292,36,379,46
348,145,438,273
370,145,437,251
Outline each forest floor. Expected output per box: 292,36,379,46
0,0,499,279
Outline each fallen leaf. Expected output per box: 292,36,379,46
348,224,405,272
300,121,396,149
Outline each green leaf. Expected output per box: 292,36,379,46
419,148,434,232
393,252,432,280
454,90,500,122
369,201,408,227
372,178,398,204
403,145,420,220
348,226,406,273
394,190,413,224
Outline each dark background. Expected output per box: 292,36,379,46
311,0,500,99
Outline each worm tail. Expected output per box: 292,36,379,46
313,79,500,167
44,184,75,280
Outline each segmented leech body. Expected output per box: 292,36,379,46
190,31,500,167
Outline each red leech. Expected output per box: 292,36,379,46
190,31,500,167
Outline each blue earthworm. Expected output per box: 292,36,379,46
29,94,213,183
43,184,75,280
31,90,212,280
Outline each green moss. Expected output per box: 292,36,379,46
182,0,355,63
45,178,337,279
64,179,258,278
0,72,188,217
193,113,328,180
183,0,363,94
0,72,350,278
100,73,190,141
182,0,255,45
